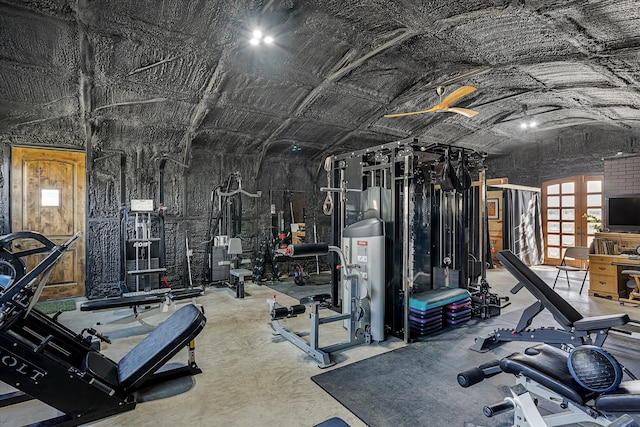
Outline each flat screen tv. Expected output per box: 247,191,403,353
606,194,640,232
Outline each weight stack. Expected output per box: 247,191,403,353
409,306,443,337
443,297,472,327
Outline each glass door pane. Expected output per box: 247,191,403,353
542,175,603,265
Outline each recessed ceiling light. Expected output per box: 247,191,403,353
264,36,274,44
253,29,263,39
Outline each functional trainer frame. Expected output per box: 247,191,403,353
324,139,490,341
0,231,206,426
268,243,371,368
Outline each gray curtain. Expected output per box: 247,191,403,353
503,189,544,265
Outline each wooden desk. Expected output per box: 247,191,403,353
588,254,640,300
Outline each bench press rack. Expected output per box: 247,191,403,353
0,231,206,426
268,243,372,368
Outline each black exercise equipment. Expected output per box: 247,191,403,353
458,343,640,426
203,173,260,284
79,287,205,328
471,249,631,352
0,230,61,288
0,231,206,426
324,139,494,342
252,236,282,283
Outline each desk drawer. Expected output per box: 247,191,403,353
590,262,617,276
589,273,620,293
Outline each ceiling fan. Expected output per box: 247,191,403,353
384,85,479,119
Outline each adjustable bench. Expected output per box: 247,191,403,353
458,343,640,426
472,249,630,352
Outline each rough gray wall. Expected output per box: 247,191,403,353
0,135,322,298
486,127,640,187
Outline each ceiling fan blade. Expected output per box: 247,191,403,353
437,85,477,109
447,107,479,118
383,107,438,118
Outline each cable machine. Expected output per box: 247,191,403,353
323,138,490,342
203,173,261,284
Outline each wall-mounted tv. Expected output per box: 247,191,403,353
606,194,640,232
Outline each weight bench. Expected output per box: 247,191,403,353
80,287,205,328
0,231,207,426
458,344,640,426
472,250,630,352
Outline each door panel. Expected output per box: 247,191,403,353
11,147,86,299
542,175,602,266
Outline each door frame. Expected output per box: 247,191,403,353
10,145,87,299
542,175,603,266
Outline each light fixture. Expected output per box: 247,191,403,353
520,120,537,129
518,105,538,130
249,28,274,46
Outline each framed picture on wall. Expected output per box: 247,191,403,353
487,198,499,220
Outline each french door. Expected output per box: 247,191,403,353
542,175,603,265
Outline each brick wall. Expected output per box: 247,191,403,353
604,154,640,196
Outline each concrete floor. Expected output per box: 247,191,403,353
2,266,639,427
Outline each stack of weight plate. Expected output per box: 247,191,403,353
443,297,472,327
409,306,443,337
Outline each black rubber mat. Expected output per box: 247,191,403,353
311,336,517,427
310,308,640,427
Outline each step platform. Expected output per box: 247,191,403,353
443,297,472,326
409,287,471,312
409,306,442,319
409,287,471,336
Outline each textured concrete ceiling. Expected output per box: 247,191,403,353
1,0,639,169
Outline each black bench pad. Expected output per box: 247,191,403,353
500,344,591,405
80,294,166,311
574,313,630,331
596,381,640,413
118,303,206,391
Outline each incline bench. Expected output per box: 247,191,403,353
472,249,630,352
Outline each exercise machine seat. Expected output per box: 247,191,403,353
119,303,205,390
574,313,630,331
500,345,590,405
501,344,640,415
82,303,206,392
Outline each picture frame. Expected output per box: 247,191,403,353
487,198,500,220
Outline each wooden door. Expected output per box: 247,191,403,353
542,175,602,266
11,147,86,299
